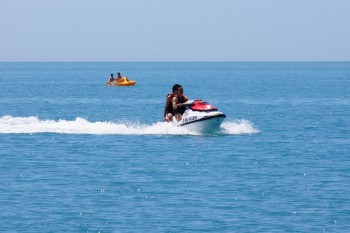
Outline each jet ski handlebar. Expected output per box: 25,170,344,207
182,100,195,107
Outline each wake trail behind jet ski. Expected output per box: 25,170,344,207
0,115,258,135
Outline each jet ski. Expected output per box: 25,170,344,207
172,99,226,133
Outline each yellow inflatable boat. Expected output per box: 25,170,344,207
105,77,136,86
116,77,136,86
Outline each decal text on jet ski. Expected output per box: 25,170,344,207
183,116,198,124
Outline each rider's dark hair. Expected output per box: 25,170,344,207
172,84,182,92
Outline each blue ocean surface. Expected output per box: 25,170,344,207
0,62,349,232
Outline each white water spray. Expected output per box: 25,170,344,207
0,115,259,135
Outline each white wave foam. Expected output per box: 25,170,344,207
0,115,195,135
221,120,260,134
0,115,259,135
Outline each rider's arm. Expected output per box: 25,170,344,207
172,96,182,109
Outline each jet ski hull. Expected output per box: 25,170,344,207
174,110,226,133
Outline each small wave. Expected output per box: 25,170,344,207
221,120,260,134
0,115,259,135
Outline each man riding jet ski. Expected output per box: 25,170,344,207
164,84,226,133
163,84,189,122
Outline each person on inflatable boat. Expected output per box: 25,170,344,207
163,84,189,122
116,72,131,82
117,72,123,82
109,73,116,82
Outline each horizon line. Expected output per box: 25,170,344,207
0,60,349,63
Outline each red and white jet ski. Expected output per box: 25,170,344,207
172,100,226,133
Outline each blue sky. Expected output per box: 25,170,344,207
0,0,349,61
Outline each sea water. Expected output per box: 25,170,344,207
0,62,349,232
